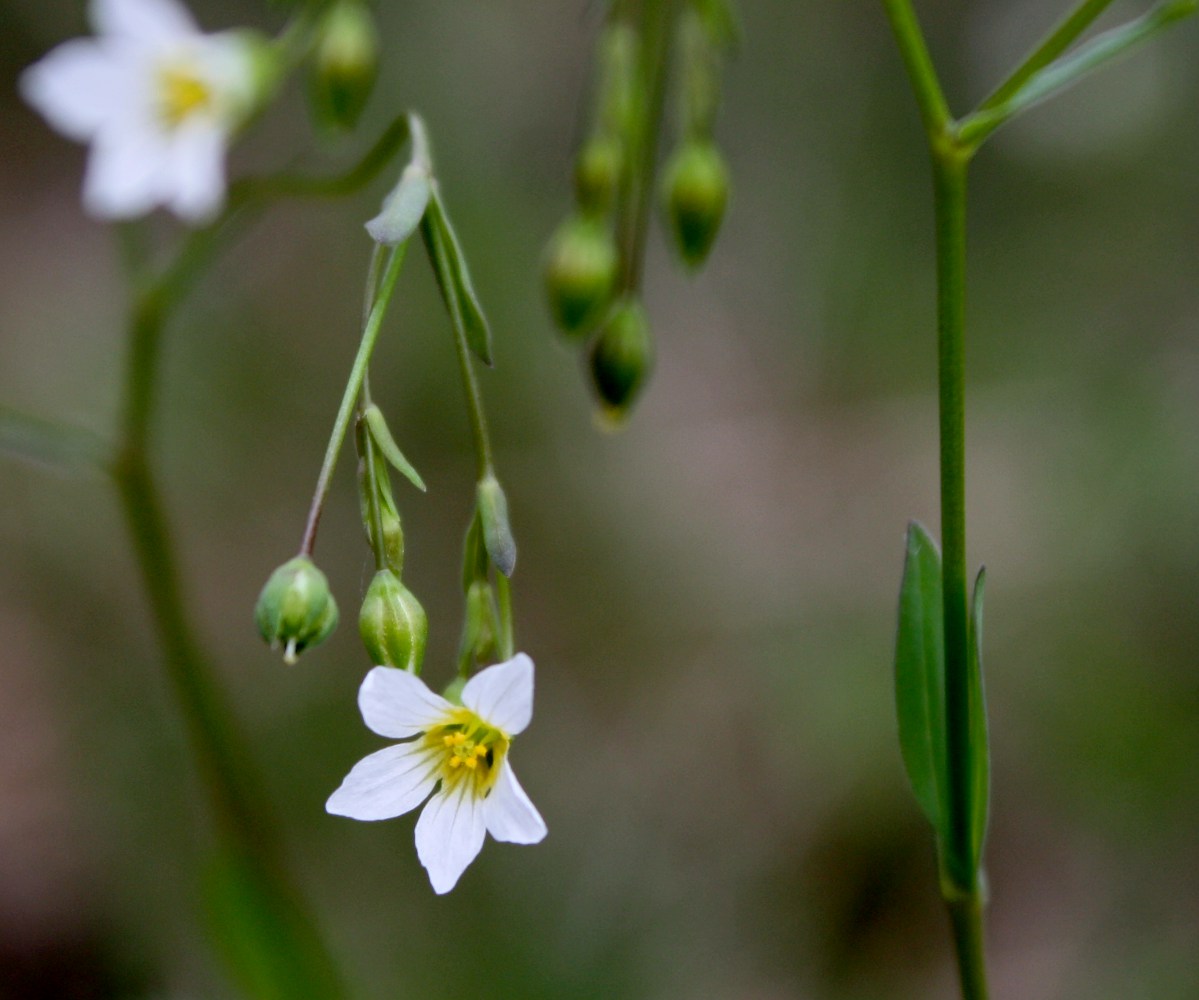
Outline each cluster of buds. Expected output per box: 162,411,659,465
543,0,736,425
254,114,519,699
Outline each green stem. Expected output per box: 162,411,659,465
425,194,495,481
975,0,1120,114
301,241,409,555
101,119,410,995
114,289,346,999
932,120,990,1000
931,144,972,893
616,0,678,294
958,0,1199,149
879,0,952,137
495,572,515,661
948,894,989,1000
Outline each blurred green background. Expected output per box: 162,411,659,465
2,1,1199,997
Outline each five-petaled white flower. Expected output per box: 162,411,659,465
20,0,262,222
327,654,547,894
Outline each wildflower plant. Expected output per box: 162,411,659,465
11,0,537,992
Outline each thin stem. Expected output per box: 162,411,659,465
359,376,388,573
975,0,1120,114
101,118,410,996
425,193,495,481
931,139,990,1000
879,0,952,137
114,289,346,999
495,572,515,661
300,241,409,556
948,894,989,1000
959,0,1199,149
616,0,678,294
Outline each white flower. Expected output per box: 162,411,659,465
20,0,262,222
327,654,548,894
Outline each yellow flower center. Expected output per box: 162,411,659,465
156,63,213,127
422,709,508,796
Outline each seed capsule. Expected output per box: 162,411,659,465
255,556,339,663
589,298,652,424
359,570,428,673
308,1,379,131
544,216,618,335
662,140,729,269
574,134,623,216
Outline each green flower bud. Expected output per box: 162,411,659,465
359,570,428,673
544,216,618,335
589,298,653,425
255,556,339,664
458,579,499,670
662,140,730,269
476,476,516,578
574,134,623,216
308,1,379,131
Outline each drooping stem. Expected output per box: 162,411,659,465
425,190,495,482
102,124,410,996
616,0,678,294
300,241,409,556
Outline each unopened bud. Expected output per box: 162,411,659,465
589,298,652,424
476,476,516,578
255,556,339,664
662,140,729,269
544,216,618,335
308,1,379,131
574,134,623,216
459,579,499,669
359,570,428,673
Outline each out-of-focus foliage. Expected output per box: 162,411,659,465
1,1,1198,997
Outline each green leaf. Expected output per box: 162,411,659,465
894,522,947,828
203,846,345,1000
967,567,991,869
363,403,426,491
421,188,493,366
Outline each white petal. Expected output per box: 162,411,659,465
19,40,134,141
91,0,198,44
358,666,452,739
165,120,226,221
462,654,535,735
415,783,487,894
325,742,438,821
83,125,168,218
484,760,547,845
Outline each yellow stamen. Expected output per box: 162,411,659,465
472,745,487,758
157,64,213,127
449,756,463,768
464,757,479,770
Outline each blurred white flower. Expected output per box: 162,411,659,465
327,654,547,894
20,0,262,222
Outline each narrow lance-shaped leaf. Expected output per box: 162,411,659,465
363,403,426,491
967,566,991,871
894,522,948,829
421,187,494,366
